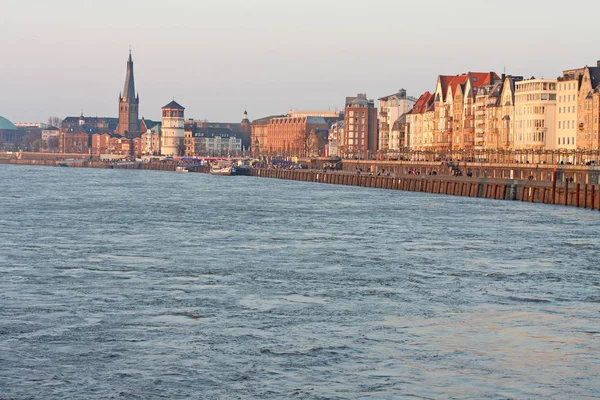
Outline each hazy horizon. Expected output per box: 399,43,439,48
1,0,599,124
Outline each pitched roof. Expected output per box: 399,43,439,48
410,92,434,114
162,100,185,110
141,118,160,129
438,72,500,101
588,66,600,90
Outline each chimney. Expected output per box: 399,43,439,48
501,73,506,81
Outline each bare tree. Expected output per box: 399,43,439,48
47,116,62,128
22,131,41,151
294,128,311,158
47,136,59,152
176,138,186,157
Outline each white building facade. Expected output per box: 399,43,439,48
556,69,584,150
513,78,557,150
378,89,416,151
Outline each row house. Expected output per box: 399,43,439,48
556,69,583,150
342,94,378,159
328,120,344,157
513,78,557,150
555,64,600,150
498,75,522,150
430,72,500,151
453,72,501,151
378,89,416,151
140,119,161,155
406,92,434,151
474,81,501,150
578,64,600,150
391,114,408,151
91,133,141,157
91,133,113,155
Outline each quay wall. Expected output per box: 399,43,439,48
340,160,600,185
252,168,600,211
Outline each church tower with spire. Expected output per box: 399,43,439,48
117,50,140,136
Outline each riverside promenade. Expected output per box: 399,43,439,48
4,151,600,210
252,166,600,211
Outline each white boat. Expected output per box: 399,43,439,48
176,166,190,173
209,165,235,176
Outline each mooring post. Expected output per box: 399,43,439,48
551,167,557,205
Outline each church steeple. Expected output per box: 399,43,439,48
122,50,136,103
117,50,140,136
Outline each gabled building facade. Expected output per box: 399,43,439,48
578,63,600,150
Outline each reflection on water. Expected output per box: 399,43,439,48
0,164,598,399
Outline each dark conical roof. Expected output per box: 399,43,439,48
162,100,185,110
122,51,136,102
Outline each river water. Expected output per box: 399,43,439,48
0,164,598,399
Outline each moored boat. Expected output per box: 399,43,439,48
209,164,235,176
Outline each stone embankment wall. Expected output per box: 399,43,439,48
252,168,600,211
341,160,600,185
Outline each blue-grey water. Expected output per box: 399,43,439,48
0,164,599,399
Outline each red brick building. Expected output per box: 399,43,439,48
342,94,378,159
60,131,90,154
260,116,329,157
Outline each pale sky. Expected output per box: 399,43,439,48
1,0,599,124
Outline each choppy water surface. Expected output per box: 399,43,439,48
0,164,599,399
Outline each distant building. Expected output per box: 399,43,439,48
41,126,60,141
14,122,48,129
140,118,162,155
190,127,242,156
61,114,118,133
250,115,284,156
60,130,90,154
161,100,185,157
0,116,20,148
188,111,252,150
91,133,113,155
327,120,344,157
342,93,378,158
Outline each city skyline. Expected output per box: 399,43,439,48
1,0,599,123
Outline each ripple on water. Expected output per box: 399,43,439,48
0,165,599,399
